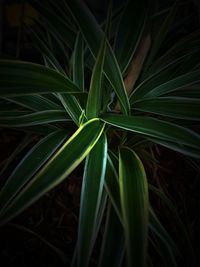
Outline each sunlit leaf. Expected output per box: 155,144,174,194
0,119,105,225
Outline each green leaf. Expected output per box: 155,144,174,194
6,95,63,111
0,134,34,179
58,94,83,126
98,202,124,267
77,134,107,267
130,56,200,103
73,32,84,91
114,0,146,73
119,147,148,267
0,60,80,96
65,0,130,115
104,154,121,220
86,34,106,119
101,114,200,157
105,153,177,267
0,119,105,225
133,97,200,120
144,69,200,99
0,110,70,127
0,130,68,213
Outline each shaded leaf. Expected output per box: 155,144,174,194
119,147,148,267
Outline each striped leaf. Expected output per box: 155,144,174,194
0,60,79,96
73,32,84,91
86,34,106,119
0,110,70,127
0,119,105,225
101,114,200,157
77,134,107,267
0,130,68,212
119,147,148,267
98,202,124,267
65,0,130,115
133,97,200,120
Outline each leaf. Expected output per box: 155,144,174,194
6,95,63,111
119,147,148,267
77,134,107,267
57,94,83,126
86,33,106,119
130,55,200,103
0,60,80,96
0,119,105,225
101,114,200,157
65,0,130,115
0,110,71,127
144,69,200,99
133,97,200,120
0,134,34,180
105,153,177,267
98,202,124,267
114,0,146,73
104,154,121,220
0,130,68,213
72,32,84,91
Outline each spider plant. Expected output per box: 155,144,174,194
0,0,200,266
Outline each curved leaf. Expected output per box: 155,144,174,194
6,95,63,111
101,114,200,157
0,119,105,225
0,60,80,96
65,0,130,115
0,130,68,213
73,32,84,91
133,97,200,120
0,110,70,127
